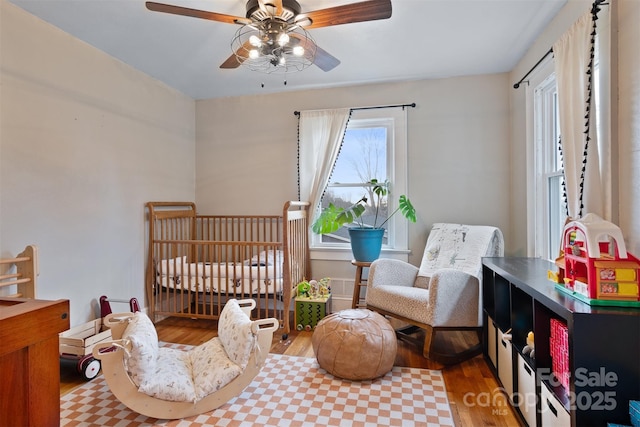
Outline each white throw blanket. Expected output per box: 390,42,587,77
417,223,504,282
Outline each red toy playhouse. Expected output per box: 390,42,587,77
553,213,640,307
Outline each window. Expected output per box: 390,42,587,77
311,108,408,260
527,7,610,261
533,71,566,260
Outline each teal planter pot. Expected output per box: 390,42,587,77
348,228,385,262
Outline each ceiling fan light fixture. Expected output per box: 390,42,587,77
249,35,262,47
278,32,290,46
231,22,316,74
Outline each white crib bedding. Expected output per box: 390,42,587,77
160,260,278,279
158,275,283,295
157,253,283,295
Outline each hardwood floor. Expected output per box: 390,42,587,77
60,316,522,427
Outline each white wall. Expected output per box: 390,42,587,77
196,74,511,308
0,1,195,324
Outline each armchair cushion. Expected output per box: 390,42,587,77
366,262,481,327
428,268,480,326
367,281,431,325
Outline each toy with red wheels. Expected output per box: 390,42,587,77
59,318,111,381
58,296,140,381
60,353,102,380
78,354,102,380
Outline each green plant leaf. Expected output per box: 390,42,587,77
311,201,368,234
398,195,417,222
312,181,417,234
311,203,343,234
371,179,389,198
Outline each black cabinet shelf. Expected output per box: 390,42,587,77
483,257,640,427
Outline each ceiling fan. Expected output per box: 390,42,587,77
145,0,392,73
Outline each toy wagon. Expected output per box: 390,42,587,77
59,295,140,380
59,318,112,380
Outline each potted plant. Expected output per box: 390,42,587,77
311,179,417,262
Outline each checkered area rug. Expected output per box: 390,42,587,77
61,345,454,427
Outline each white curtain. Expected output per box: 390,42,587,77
554,9,603,219
298,108,352,221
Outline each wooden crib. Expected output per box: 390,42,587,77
146,201,311,336
0,245,38,298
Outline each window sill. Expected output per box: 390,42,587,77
310,247,410,262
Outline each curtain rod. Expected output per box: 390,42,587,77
513,0,607,89
294,103,416,116
513,48,553,89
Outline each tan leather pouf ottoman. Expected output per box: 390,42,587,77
311,309,397,380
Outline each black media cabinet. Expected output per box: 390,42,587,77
482,257,640,427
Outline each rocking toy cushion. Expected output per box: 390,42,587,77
122,312,197,402
217,299,254,369
119,300,257,403
121,311,159,387
190,338,242,400
141,347,195,402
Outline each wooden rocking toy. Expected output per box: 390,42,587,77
92,298,278,419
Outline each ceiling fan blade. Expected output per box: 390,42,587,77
290,33,340,72
301,0,392,29
273,0,283,16
220,54,244,69
313,45,341,72
145,2,250,25
219,41,253,69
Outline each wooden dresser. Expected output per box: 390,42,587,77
0,297,70,427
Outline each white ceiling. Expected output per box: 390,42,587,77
8,0,567,100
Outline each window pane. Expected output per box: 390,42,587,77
553,91,562,171
547,174,565,259
319,185,389,245
534,72,565,261
320,123,389,246
329,127,387,185
320,185,390,226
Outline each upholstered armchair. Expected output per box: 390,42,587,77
365,223,504,364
